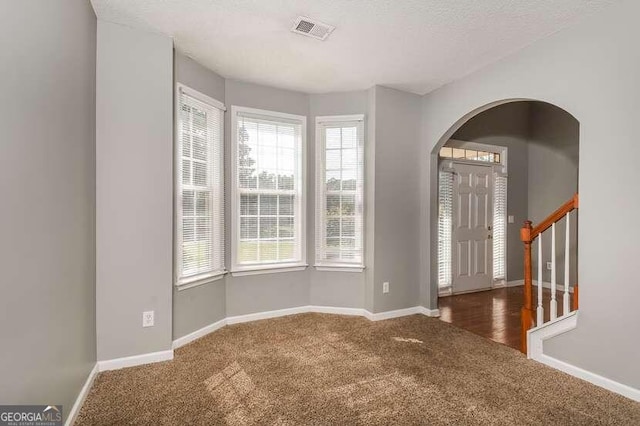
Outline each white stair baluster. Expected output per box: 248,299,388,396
550,222,557,320
563,212,571,315
537,234,544,326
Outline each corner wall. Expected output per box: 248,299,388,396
372,86,422,312
308,91,369,308
223,80,312,317
172,52,227,339
528,102,579,287
96,21,174,360
0,0,97,419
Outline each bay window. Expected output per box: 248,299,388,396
231,107,307,275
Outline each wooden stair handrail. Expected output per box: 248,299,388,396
528,194,579,241
519,193,579,354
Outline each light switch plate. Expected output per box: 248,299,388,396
508,215,515,224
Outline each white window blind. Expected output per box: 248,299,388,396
232,107,306,272
438,170,453,288
315,116,365,269
176,85,225,286
493,174,507,281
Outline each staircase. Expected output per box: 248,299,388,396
520,193,579,354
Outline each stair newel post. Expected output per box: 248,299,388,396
520,220,534,354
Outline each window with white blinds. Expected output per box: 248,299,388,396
493,174,507,281
315,116,365,270
175,84,225,287
438,170,453,288
231,107,306,273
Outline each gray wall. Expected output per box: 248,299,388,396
96,21,174,360
223,79,312,316
372,86,422,312
0,0,96,419
420,0,640,388
173,52,227,339
308,91,369,308
365,87,377,312
452,102,531,282
528,102,579,287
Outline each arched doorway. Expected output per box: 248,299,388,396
430,100,580,350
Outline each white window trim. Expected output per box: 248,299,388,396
315,265,365,273
176,272,225,291
174,83,227,290
446,139,508,175
492,174,508,284
230,106,307,276
314,114,365,272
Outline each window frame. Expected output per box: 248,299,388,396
174,83,226,290
314,114,365,272
230,106,308,276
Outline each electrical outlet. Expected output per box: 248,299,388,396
508,215,515,224
142,311,154,327
546,262,553,271
383,281,390,294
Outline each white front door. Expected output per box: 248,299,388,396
452,163,493,294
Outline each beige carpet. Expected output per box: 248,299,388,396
77,313,639,425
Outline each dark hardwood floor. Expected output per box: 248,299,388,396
438,286,570,351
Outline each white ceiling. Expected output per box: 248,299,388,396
91,0,616,95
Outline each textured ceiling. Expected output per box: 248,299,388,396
91,0,616,95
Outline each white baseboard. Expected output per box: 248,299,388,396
226,306,309,325
309,305,367,317
173,305,436,350
90,304,439,387
98,349,174,372
225,304,434,325
418,306,441,317
65,363,98,426
367,306,422,321
537,354,640,401
172,318,227,349
366,306,440,321
528,310,640,402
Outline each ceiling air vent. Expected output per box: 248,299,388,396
291,16,335,41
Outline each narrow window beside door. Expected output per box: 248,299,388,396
175,84,225,287
438,170,453,288
493,174,507,281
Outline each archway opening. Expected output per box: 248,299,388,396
430,100,579,350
